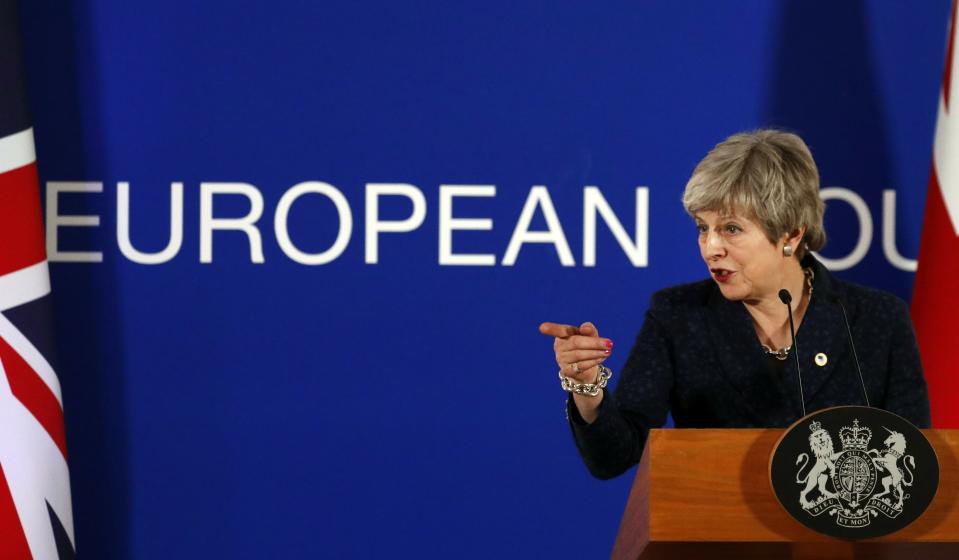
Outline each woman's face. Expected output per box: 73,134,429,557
694,209,786,302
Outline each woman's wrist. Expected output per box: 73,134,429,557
571,390,604,424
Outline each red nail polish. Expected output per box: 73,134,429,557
605,340,613,351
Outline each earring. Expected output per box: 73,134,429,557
783,245,793,257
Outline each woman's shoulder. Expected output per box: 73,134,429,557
830,276,911,323
809,255,908,315
833,277,907,307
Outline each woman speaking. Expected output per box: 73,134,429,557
540,130,931,480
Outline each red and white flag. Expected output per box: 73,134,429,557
913,0,959,428
0,2,76,557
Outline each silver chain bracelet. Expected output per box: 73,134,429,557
559,365,612,397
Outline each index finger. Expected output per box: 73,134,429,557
538,322,579,338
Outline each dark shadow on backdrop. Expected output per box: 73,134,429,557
762,0,908,297
18,1,132,558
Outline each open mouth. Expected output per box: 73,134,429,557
710,269,734,282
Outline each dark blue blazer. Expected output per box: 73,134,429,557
568,256,931,479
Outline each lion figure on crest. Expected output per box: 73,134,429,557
796,423,840,509
870,428,915,510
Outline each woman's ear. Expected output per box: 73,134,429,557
784,226,807,253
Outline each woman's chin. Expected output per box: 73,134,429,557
716,283,746,301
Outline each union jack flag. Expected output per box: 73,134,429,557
914,0,959,428
0,2,76,557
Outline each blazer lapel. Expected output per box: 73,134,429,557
704,287,790,422
788,258,850,408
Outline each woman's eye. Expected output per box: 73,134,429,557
724,224,741,234
696,224,708,234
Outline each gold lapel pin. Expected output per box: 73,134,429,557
815,353,828,367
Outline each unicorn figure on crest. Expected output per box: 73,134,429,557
870,428,916,510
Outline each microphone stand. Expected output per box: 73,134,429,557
779,289,806,417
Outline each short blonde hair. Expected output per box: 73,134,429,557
682,129,826,259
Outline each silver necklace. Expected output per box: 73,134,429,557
760,268,814,361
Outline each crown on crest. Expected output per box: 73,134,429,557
808,420,822,433
839,419,872,450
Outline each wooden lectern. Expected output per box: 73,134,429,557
611,429,959,560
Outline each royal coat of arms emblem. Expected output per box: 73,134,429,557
770,406,938,539
796,419,914,527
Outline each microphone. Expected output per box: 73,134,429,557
778,289,806,417
828,292,871,407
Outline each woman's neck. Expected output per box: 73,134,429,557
744,260,810,349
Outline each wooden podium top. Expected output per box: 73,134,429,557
611,429,959,559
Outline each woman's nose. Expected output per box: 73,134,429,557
704,231,725,258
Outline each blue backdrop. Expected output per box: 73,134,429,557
14,1,952,557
